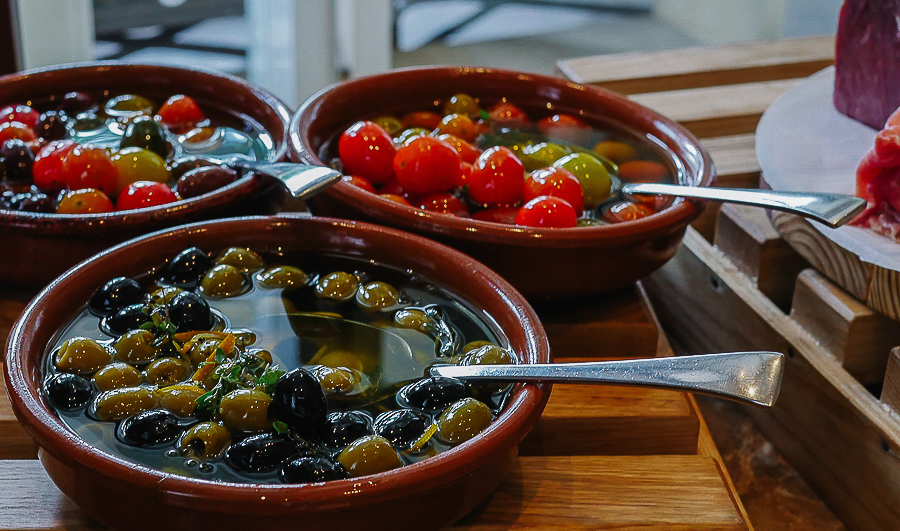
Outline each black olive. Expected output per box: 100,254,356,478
280,456,347,484
45,373,94,411
374,409,432,449
16,193,54,213
89,277,145,317
167,291,212,333
323,411,372,449
225,433,304,474
161,247,211,289
116,409,183,447
176,165,238,199
57,91,94,116
397,376,468,414
168,156,216,181
102,303,150,336
270,368,327,441
0,139,34,183
120,116,169,158
35,111,69,141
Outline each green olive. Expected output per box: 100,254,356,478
105,94,153,118
443,93,480,117
185,338,220,367
436,398,493,445
251,349,273,365
178,421,232,459
93,386,158,421
393,309,431,333
356,281,400,311
259,265,308,289
315,271,359,301
316,350,364,372
553,152,611,209
518,142,570,171
114,330,157,364
337,435,402,477
92,362,143,391
214,247,265,272
150,286,183,305
218,389,271,433
460,344,515,366
145,357,192,386
372,115,403,135
55,337,112,374
199,264,245,297
157,383,206,417
310,365,358,395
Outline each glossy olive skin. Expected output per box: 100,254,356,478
356,281,399,311
214,247,265,272
121,116,169,158
178,421,232,459
397,376,469,414
157,384,205,417
145,357,191,386
199,264,245,297
336,435,402,478
0,139,34,183
323,411,372,448
55,337,112,374
270,368,328,441
89,277,145,317
280,456,348,484
116,409,183,447
102,304,151,336
46,373,94,411
113,329,157,364
374,409,432,450
258,266,308,289
167,291,212,332
176,166,238,199
92,386,159,422
35,110,69,141
225,433,305,474
161,247,211,289
218,389,272,433
436,398,493,445
314,272,359,301
93,362,143,391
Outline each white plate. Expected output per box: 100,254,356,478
755,66,900,271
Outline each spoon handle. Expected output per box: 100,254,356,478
431,352,784,407
233,161,342,200
621,182,866,228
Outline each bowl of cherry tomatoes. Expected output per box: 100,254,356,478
291,66,715,298
0,62,290,287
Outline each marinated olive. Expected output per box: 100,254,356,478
225,433,304,474
397,376,468,414
34,110,69,141
552,152,611,209
336,435,402,478
55,337,112,374
120,116,169,158
176,165,238,199
158,383,206,417
0,139,34,183
214,247,265,272
199,264,245,297
374,409,433,450
323,411,373,448
111,147,170,193
93,362,143,391
218,389,272,433
92,386,158,421
116,409,182,447
281,456,348,484
460,344,515,366
184,337,220,366
150,286,183,305
167,291,212,332
57,91,94,115
316,350,364,372
356,281,399,311
435,398,493,445
518,142,569,172
393,308,432,333
46,373,94,411
309,365,358,395
14,192,53,212
105,94,153,118
270,368,327,440
145,357,192,386
102,304,151,336
314,271,359,301
443,93,480,116
161,247,211,289
113,329,157,364
178,421,232,459
258,266,308,289
89,277,144,317
168,156,216,180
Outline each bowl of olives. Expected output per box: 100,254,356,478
4,215,550,531
291,66,715,299
0,62,291,287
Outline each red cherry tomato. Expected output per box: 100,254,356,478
488,102,528,125
875,126,900,166
379,193,413,207
62,145,118,195
437,133,481,163
0,105,40,129
342,175,376,193
472,206,518,224
401,111,442,130
116,181,179,210
536,114,590,144
467,146,525,205
602,201,656,223
157,95,206,133
524,167,584,212
393,136,461,195
457,161,474,187
0,121,38,144
515,196,577,228
379,178,421,204
435,114,477,142
56,188,114,214
417,193,469,217
339,121,397,185
33,140,77,191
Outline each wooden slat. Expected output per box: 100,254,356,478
880,348,900,411
558,36,834,95
630,79,802,138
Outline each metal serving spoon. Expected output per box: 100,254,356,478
622,182,866,228
231,161,342,201
432,351,784,407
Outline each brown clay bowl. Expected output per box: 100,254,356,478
4,215,551,531
0,62,291,287
290,66,715,299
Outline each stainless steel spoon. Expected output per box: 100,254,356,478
230,161,343,201
432,351,784,407
622,182,866,228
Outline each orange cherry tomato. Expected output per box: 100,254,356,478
435,114,477,142
602,201,655,223
593,140,638,164
617,160,669,183
537,114,590,145
62,145,119,195
437,133,481,163
157,95,206,133
401,111,442,130
342,175,376,193
56,188,114,214
0,121,38,144
487,102,527,125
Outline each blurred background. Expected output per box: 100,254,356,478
4,0,842,107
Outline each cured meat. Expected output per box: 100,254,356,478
851,108,900,239
834,0,900,129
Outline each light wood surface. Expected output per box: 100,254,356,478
880,349,900,411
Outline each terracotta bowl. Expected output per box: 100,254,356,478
0,62,291,287
290,66,715,299
4,215,551,531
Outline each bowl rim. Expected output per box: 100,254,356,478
289,65,716,247
4,214,551,512
0,61,292,232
